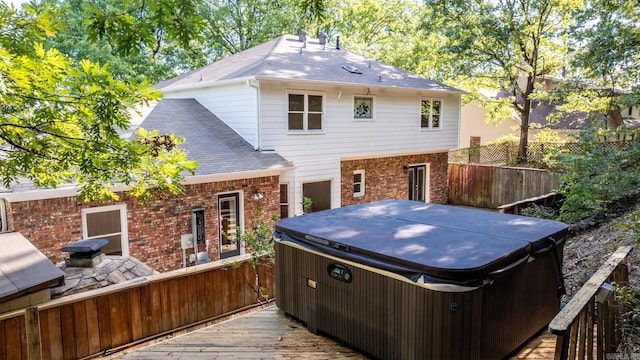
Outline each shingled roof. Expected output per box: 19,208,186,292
135,99,292,176
0,232,65,304
157,34,462,94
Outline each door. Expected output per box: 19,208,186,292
219,193,241,259
408,165,427,202
302,181,331,213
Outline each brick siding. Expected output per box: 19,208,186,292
340,152,449,206
8,176,280,272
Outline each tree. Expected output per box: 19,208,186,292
562,0,640,127
42,0,209,84
199,0,298,58
235,208,277,303
0,3,197,202
423,0,579,161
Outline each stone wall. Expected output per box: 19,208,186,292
340,152,449,207
8,176,280,272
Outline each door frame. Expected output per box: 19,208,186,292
408,164,430,203
218,192,242,259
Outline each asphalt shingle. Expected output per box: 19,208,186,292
136,99,292,176
158,35,462,94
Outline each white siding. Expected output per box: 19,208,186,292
259,83,460,162
164,82,259,147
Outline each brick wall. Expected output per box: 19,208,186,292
340,152,449,206
8,176,280,272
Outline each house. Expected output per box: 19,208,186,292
461,76,640,146
1,34,463,272
1,99,293,272
158,33,463,213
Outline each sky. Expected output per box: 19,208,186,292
5,0,27,7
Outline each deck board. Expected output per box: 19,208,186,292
112,305,556,359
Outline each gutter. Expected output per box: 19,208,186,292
161,76,255,94
1,167,295,202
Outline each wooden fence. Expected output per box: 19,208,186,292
448,163,561,209
0,256,275,360
549,246,633,360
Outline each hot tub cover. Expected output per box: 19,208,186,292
275,200,568,285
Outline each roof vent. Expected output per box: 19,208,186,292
298,30,308,42
342,64,362,74
319,33,328,46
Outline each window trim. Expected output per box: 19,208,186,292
353,95,374,121
287,90,325,132
353,170,365,197
81,204,128,256
420,98,443,130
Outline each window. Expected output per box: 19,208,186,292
353,170,365,197
288,92,324,131
354,96,373,119
421,98,442,129
82,205,128,256
280,184,289,219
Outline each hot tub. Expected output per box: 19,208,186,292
274,200,567,360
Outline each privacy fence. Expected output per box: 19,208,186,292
0,256,274,359
448,139,640,167
448,163,562,209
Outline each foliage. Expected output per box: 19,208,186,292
82,0,206,58
486,134,520,146
0,3,197,201
571,0,640,90
520,204,557,220
423,0,580,162
614,210,640,245
554,128,640,223
235,208,277,302
302,196,313,214
199,0,299,58
41,0,211,83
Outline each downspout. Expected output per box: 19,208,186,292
247,79,261,150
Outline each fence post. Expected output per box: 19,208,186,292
25,306,42,360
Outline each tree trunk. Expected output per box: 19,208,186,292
518,76,536,163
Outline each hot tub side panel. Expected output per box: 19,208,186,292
275,241,483,360
480,244,564,359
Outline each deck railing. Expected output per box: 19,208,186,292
549,246,633,360
0,255,274,359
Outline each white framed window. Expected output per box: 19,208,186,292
353,170,365,197
353,96,374,120
421,98,442,129
288,91,324,132
82,204,128,256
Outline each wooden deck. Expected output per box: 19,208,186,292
111,305,556,359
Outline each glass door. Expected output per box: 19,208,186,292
408,165,426,202
219,193,241,259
